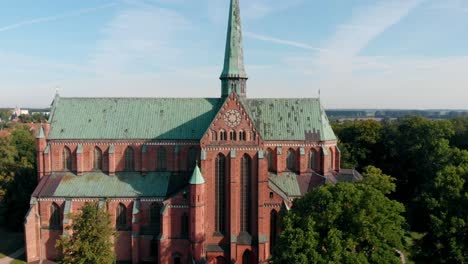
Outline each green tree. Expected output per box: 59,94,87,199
450,117,468,150
56,202,116,264
273,167,406,264
420,151,468,263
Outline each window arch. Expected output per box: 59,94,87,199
181,213,189,238
116,203,126,230
187,147,197,171
49,202,61,229
211,130,218,141
242,250,253,264
309,148,318,171
229,130,237,141
150,202,162,235
62,146,72,171
124,147,134,171
240,154,252,233
157,147,167,171
219,130,227,141
239,130,247,141
266,148,274,172
328,147,334,172
286,148,296,172
215,153,226,234
93,147,103,171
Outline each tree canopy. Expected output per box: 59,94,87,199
56,202,116,264
273,166,406,264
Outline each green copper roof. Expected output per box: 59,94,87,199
189,165,205,185
37,171,187,198
36,126,45,139
241,98,337,141
269,173,302,197
48,97,222,140
220,0,247,79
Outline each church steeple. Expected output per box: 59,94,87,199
220,0,248,98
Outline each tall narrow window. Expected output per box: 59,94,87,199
212,130,217,141
242,250,253,264
215,153,226,234
229,130,237,141
240,154,252,233
266,148,274,172
181,213,189,238
150,202,162,235
124,147,134,171
93,147,103,171
187,147,197,171
309,149,318,171
239,131,246,141
49,202,61,229
286,148,296,172
157,147,167,171
63,146,72,171
220,130,227,141
328,147,334,172
270,210,278,254
116,203,126,230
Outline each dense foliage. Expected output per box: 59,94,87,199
273,166,406,264
332,116,468,263
56,202,116,264
0,125,37,230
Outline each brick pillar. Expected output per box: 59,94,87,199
36,126,46,181
276,147,283,173
257,150,269,261
132,200,141,264
141,145,147,176
109,145,115,176
190,166,206,261
299,147,307,175
229,150,238,262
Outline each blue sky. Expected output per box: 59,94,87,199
0,0,467,109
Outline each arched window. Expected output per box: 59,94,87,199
328,147,334,172
157,147,167,171
215,256,227,264
286,148,296,172
270,210,278,254
250,131,256,141
266,148,274,172
116,203,126,230
49,202,61,229
187,147,197,171
93,147,103,171
240,154,251,233
212,130,217,141
242,250,253,264
220,130,227,141
229,130,236,141
309,148,318,171
239,130,246,141
181,213,189,238
63,146,72,171
124,147,134,171
215,153,226,234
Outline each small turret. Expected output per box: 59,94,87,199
36,126,46,180
189,163,206,261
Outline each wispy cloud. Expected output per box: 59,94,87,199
0,3,118,33
245,31,327,52
318,0,425,73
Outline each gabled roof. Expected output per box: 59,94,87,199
48,97,222,140
241,98,337,141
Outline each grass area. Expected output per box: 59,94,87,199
0,227,24,259
9,253,26,264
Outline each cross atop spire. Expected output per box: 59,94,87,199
220,0,248,98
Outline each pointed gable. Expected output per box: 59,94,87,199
201,93,261,145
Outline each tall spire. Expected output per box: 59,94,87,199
220,0,248,98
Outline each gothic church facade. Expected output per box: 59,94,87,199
24,0,360,263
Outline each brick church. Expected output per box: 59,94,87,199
24,0,360,263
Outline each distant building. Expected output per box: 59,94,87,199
25,1,360,263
